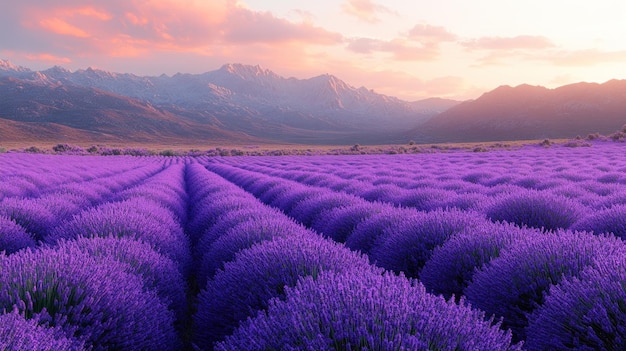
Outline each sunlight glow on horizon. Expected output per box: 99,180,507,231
2,0,626,101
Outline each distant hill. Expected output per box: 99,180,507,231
0,60,459,145
413,81,626,142
0,76,261,144
4,58,625,146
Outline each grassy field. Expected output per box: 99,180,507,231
0,138,578,156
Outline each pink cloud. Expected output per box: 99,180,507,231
462,35,555,51
547,49,626,66
341,0,395,23
319,60,474,100
12,0,343,61
25,53,72,64
407,24,457,43
347,38,440,61
37,17,91,38
223,9,342,44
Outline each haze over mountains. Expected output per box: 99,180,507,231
1,59,625,145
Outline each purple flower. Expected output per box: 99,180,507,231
0,198,57,241
193,207,279,262
47,199,191,274
526,253,626,350
289,192,358,227
369,208,486,278
0,216,36,254
345,206,419,254
193,234,377,349
196,218,311,286
485,189,583,230
0,247,179,350
0,311,86,351
51,237,188,324
216,270,520,351
311,202,381,243
420,221,543,299
465,230,626,341
572,204,626,239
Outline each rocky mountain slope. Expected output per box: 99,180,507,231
0,60,458,144
413,81,626,142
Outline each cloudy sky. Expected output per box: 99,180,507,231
2,0,626,100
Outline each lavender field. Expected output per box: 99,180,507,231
2,143,626,350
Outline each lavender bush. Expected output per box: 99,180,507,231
193,234,377,349
47,199,191,274
311,202,381,243
485,189,583,230
0,198,57,241
369,209,486,278
51,237,188,324
0,216,36,254
0,247,179,350
216,270,521,351
0,311,86,351
572,204,626,239
197,217,311,285
526,253,626,350
465,230,626,341
420,221,542,298
345,206,420,254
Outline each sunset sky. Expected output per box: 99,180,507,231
2,0,626,100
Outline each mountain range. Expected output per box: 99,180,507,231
413,81,626,142
1,59,625,145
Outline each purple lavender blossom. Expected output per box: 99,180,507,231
345,206,419,254
0,198,57,241
420,221,543,298
289,192,357,227
369,208,486,278
465,230,626,341
311,202,381,243
0,247,179,350
51,237,188,324
0,311,86,351
526,253,626,350
193,234,377,349
571,204,626,239
0,216,36,254
196,217,311,286
485,189,583,230
47,198,191,274
193,207,280,262
216,270,521,351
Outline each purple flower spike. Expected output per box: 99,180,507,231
216,270,521,351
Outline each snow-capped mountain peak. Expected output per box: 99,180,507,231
0,59,31,73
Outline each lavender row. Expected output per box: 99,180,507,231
205,162,495,274
0,153,158,200
185,163,517,350
211,144,626,196
0,158,182,252
206,151,626,237
1,158,193,350
204,160,626,346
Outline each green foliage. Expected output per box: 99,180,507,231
159,149,177,157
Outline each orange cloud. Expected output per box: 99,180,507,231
341,0,395,23
13,0,344,65
25,53,72,63
462,35,555,51
38,17,90,38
